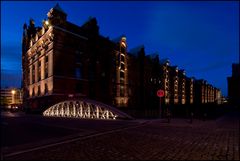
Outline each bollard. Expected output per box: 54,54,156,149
190,112,194,124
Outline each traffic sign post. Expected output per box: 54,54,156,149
157,89,164,118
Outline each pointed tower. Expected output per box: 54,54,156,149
47,3,67,26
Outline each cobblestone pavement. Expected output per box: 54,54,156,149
3,111,239,160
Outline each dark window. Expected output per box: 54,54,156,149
45,56,48,78
32,65,35,83
120,71,124,78
38,61,41,81
76,83,82,93
38,86,41,96
76,52,81,63
45,84,48,94
120,63,125,70
118,53,121,64
28,68,31,84
120,55,124,61
45,45,48,50
121,46,125,53
75,67,82,79
33,88,35,96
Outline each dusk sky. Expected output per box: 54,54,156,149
1,1,239,96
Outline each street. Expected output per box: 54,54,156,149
1,109,239,160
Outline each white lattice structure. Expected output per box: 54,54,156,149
43,99,133,120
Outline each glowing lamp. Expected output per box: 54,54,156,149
11,90,16,95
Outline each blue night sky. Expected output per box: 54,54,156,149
1,1,239,96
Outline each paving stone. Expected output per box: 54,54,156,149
3,111,239,160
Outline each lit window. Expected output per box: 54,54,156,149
120,85,124,97
120,78,124,84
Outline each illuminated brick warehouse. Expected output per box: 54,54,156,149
22,4,222,117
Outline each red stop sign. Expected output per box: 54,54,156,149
157,90,164,97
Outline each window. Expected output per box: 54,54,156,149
38,61,41,81
120,55,124,61
76,83,82,92
45,56,48,78
32,65,35,83
120,63,125,70
76,51,82,63
45,44,48,50
45,55,48,63
45,84,48,94
33,88,35,97
120,46,125,53
38,86,41,96
120,85,124,97
120,71,124,78
29,67,32,84
120,78,124,84
75,67,82,79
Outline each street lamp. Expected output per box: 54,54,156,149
11,90,16,104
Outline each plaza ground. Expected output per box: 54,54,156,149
1,107,239,160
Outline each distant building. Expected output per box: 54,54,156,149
159,59,171,105
227,63,240,106
0,88,23,108
194,79,206,104
186,77,194,105
128,46,160,110
169,66,179,105
214,87,222,104
178,70,186,105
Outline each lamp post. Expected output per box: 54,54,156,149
157,89,164,118
11,89,16,105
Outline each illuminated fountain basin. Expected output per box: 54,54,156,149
43,99,133,120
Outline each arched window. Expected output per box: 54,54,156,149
45,56,48,78
45,84,48,94
120,71,124,78
38,86,41,96
120,85,124,97
120,46,125,53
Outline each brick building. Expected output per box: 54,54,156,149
227,63,240,106
22,4,128,112
22,4,222,115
